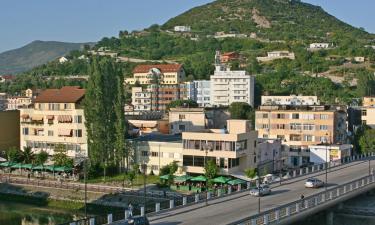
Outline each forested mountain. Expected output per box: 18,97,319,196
0,40,93,74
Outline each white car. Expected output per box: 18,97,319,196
250,185,271,196
305,178,324,188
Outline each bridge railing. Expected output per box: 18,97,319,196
228,173,375,225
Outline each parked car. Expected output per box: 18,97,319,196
250,185,271,196
121,216,150,225
305,178,324,188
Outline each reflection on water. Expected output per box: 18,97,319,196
0,200,84,225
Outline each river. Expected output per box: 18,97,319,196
0,200,84,225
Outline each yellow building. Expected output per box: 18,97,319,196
362,107,375,129
363,97,375,107
20,86,87,157
255,105,348,167
182,120,258,175
169,108,207,134
125,64,185,85
0,110,20,151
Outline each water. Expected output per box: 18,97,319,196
0,201,84,225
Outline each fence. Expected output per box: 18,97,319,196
229,174,375,225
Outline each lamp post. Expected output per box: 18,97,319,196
203,143,209,206
323,133,329,193
142,163,147,212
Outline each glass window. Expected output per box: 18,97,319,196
48,130,54,136
320,125,328,130
291,113,299,119
320,114,329,119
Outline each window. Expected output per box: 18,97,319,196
48,130,54,136
362,110,367,116
179,114,186,119
303,135,313,142
276,124,285,129
362,120,367,125
151,152,158,157
291,113,299,119
263,134,269,138
277,114,285,119
74,115,82,123
320,125,328,130
262,113,268,119
151,165,159,171
301,114,314,120
261,124,269,129
22,127,29,135
320,114,329,119
303,124,314,131
179,124,186,131
290,134,301,141
75,129,82,137
141,151,149,156
277,135,285,140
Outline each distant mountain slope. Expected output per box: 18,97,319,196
162,0,371,40
0,41,93,74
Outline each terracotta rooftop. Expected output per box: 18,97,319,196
34,86,85,103
221,52,238,56
133,64,183,73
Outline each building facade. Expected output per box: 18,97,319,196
174,26,191,32
125,64,185,85
261,95,319,106
257,51,295,62
7,96,32,110
309,43,330,49
210,51,255,107
20,86,87,157
185,80,211,107
309,144,352,164
256,138,283,172
182,120,258,175
169,108,207,135
255,105,348,167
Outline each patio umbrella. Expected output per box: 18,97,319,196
20,164,33,169
227,179,246,186
174,175,193,183
54,166,72,172
32,165,45,170
0,162,16,167
159,174,174,180
10,163,23,169
213,176,230,184
191,175,207,182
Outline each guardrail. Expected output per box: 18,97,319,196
229,174,375,225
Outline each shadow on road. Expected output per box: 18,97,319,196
151,222,181,225
271,189,290,195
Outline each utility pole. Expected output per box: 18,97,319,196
84,158,87,219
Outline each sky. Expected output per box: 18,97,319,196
0,0,374,53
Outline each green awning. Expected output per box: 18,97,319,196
213,176,230,184
45,165,55,172
53,166,72,172
10,163,23,169
20,164,33,169
227,179,246,185
159,174,174,180
0,162,16,167
32,165,45,170
191,175,207,182
174,175,193,183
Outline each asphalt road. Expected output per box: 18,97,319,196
149,160,374,225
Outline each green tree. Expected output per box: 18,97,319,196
359,129,375,153
245,168,257,179
21,146,35,164
35,151,49,165
53,144,73,167
6,147,22,162
204,160,219,181
167,99,198,109
229,102,254,120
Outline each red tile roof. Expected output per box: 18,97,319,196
133,64,183,73
34,86,85,103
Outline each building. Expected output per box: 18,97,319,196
0,110,20,152
362,99,375,129
214,32,247,39
58,57,69,64
182,120,258,175
24,88,42,99
128,119,169,136
363,97,375,107
354,57,365,62
261,95,320,106
0,75,15,83
131,134,184,175
0,93,7,111
256,138,283,172
185,80,211,107
125,64,185,85
6,96,32,110
210,51,255,107
256,51,295,62
220,52,240,63
309,43,330,49
169,108,207,135
309,144,352,164
174,26,191,32
131,84,186,111
255,105,348,167
20,86,87,157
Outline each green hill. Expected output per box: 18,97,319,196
163,0,371,40
0,41,93,74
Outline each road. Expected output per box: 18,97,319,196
149,160,374,225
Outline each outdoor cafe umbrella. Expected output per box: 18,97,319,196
174,175,193,183
212,176,230,184
159,174,174,180
227,179,246,186
10,163,23,169
0,161,16,167
53,166,73,172
32,165,45,170
21,164,33,170
191,175,207,182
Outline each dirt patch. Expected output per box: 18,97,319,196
252,8,271,28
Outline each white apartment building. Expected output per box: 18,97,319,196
309,43,330,49
261,95,320,106
185,80,211,107
309,144,352,164
257,51,295,62
7,96,32,110
210,51,255,107
20,86,87,158
174,26,191,32
132,87,152,111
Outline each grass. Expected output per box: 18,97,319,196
86,174,160,187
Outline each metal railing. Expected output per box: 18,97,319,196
229,174,375,225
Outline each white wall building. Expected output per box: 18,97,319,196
261,95,320,106
309,144,352,164
174,26,191,32
309,43,330,49
186,80,211,107
132,87,152,111
257,138,283,172
210,51,255,107
257,51,295,62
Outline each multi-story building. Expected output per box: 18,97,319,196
20,86,87,157
169,108,207,134
7,96,32,110
0,110,20,152
309,43,330,49
256,138,283,172
362,97,375,128
261,95,319,106
309,144,352,164
256,51,295,62
255,105,348,167
174,26,191,32
220,52,240,63
132,87,152,111
182,120,258,175
131,134,184,175
185,80,211,107
125,64,185,85
210,51,255,107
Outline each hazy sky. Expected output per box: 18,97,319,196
0,0,374,53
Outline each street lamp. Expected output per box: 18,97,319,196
322,133,329,193
142,163,147,212
202,142,210,206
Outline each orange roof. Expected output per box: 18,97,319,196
133,64,183,73
35,86,85,103
221,52,238,56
